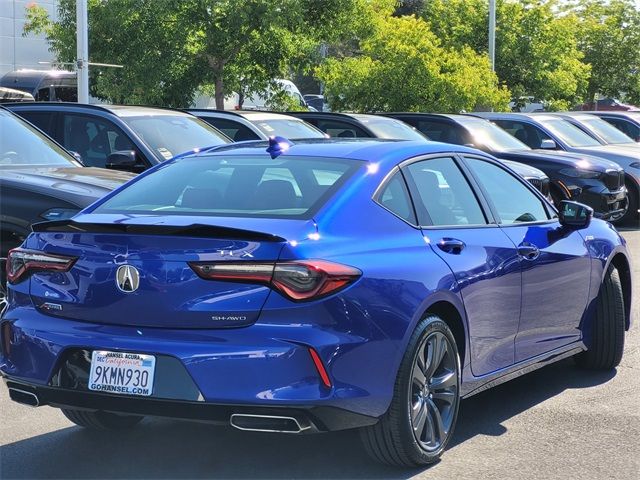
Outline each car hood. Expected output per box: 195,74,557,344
0,166,135,196
504,149,622,172
571,145,640,169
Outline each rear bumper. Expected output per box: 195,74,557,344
0,306,398,424
2,376,377,432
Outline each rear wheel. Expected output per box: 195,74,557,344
61,409,144,430
360,315,460,467
575,265,625,370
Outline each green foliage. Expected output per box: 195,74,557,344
316,15,510,112
567,0,640,104
422,0,590,108
23,0,367,108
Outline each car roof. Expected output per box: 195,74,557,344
183,138,483,167
4,101,191,117
547,112,597,121
472,112,559,122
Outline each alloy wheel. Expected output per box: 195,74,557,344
409,331,459,452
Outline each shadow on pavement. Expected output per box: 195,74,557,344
0,359,615,479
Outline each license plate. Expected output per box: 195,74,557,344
88,350,155,396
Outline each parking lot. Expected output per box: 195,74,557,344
0,229,637,480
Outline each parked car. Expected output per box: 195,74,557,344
0,69,77,102
292,111,551,199
5,103,231,173
2,138,631,467
473,112,640,225
187,110,327,141
575,97,639,112
386,113,628,223
303,94,330,112
0,107,134,313
509,96,546,113
289,111,428,141
582,111,640,143
0,87,34,103
548,112,640,150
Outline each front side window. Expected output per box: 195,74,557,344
0,110,77,167
404,157,487,226
93,155,359,219
62,114,135,168
200,117,260,142
465,157,550,224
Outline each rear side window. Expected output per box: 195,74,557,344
376,172,416,224
93,155,359,218
404,157,487,226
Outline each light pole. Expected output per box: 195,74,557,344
489,0,496,72
76,0,89,103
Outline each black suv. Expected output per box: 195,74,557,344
384,113,628,223
5,103,230,173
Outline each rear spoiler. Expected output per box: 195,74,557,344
31,220,286,242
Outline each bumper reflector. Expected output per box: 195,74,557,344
308,347,332,388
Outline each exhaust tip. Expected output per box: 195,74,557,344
8,387,40,407
230,413,310,433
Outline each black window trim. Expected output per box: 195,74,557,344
457,153,558,227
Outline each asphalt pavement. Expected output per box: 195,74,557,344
1,230,638,480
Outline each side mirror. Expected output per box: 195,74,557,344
558,200,593,228
540,139,557,150
106,150,145,173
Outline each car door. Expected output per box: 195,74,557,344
461,155,591,362
402,156,522,377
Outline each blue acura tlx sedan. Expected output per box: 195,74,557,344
1,138,632,467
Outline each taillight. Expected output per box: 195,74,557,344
6,248,77,284
189,259,361,301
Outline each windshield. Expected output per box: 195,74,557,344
462,118,529,151
93,155,359,219
352,116,428,141
539,118,601,147
579,117,636,145
122,115,230,160
0,109,78,167
251,119,326,139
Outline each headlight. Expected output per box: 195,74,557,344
559,168,602,179
40,208,80,221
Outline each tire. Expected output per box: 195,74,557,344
575,265,625,370
360,315,461,467
61,408,144,430
620,179,639,227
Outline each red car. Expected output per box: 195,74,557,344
576,98,640,112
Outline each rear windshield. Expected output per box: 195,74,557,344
93,155,360,218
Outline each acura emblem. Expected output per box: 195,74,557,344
116,265,140,293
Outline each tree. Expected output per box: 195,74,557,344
316,14,510,112
567,0,640,104
23,0,364,108
422,0,591,110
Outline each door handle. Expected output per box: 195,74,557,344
517,243,540,260
437,238,465,255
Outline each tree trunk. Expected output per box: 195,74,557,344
208,56,225,110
